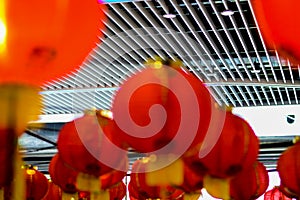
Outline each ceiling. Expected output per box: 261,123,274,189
20,0,300,174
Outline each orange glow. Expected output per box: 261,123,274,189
0,1,7,53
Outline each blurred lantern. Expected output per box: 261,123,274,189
129,158,184,200
111,58,214,156
57,110,127,177
24,166,49,200
99,158,127,190
49,154,78,194
174,161,203,197
128,181,141,200
108,181,126,200
229,161,269,200
78,191,89,200
0,0,106,86
79,181,126,200
185,109,259,179
42,181,62,200
278,185,299,199
277,140,300,197
253,0,300,64
76,155,128,193
264,186,293,200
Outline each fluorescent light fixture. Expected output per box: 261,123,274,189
29,113,84,123
163,13,176,19
221,9,234,16
251,69,261,73
233,105,300,136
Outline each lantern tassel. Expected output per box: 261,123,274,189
183,193,201,200
62,192,78,200
90,191,109,200
76,172,101,192
146,155,183,186
203,175,231,200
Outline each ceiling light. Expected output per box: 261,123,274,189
221,9,234,16
251,69,261,74
163,13,176,19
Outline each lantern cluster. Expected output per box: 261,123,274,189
103,58,266,199
3,166,49,200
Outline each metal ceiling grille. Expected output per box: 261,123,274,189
20,0,300,173
39,0,300,115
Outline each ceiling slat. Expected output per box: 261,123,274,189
247,0,277,82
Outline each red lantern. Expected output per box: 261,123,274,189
76,155,127,192
253,0,300,64
111,59,214,156
277,141,300,197
185,109,259,179
108,181,126,200
77,181,126,200
230,161,269,200
129,158,184,200
25,167,49,200
49,154,78,194
264,186,293,200
128,181,141,200
43,181,62,200
57,112,127,177
174,161,203,194
0,0,106,86
100,162,127,190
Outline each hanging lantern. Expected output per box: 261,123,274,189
99,159,127,191
185,109,259,179
57,111,127,177
277,141,300,197
24,166,49,200
49,154,78,194
77,181,126,200
76,155,128,193
253,0,300,64
128,181,141,200
0,0,106,86
108,181,126,200
229,161,269,200
111,58,214,156
264,186,293,200
129,158,184,200
43,181,62,200
174,161,203,195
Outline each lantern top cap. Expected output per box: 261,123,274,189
293,136,300,144
144,56,184,70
